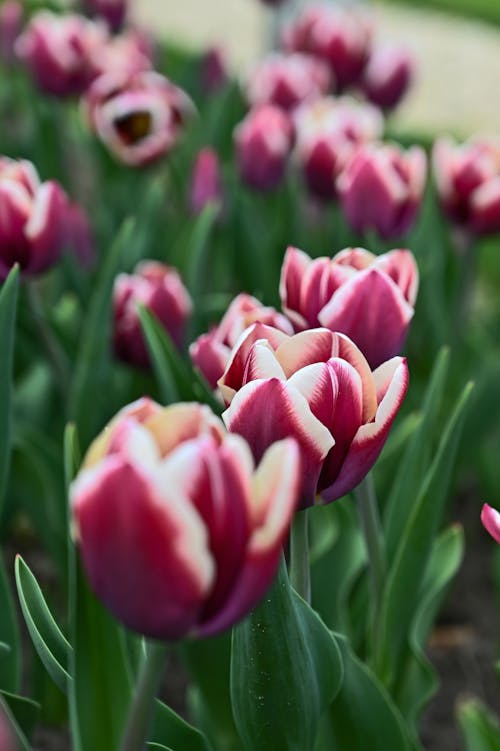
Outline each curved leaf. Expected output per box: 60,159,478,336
458,698,500,751
0,265,19,517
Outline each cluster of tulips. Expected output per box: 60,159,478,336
1,0,500,750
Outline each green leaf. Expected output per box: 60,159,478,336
184,203,219,306
457,698,500,751
147,744,174,751
0,265,19,517
1,690,40,741
15,556,72,694
375,381,473,688
0,691,33,751
231,557,343,751
0,554,21,693
319,635,411,751
151,699,209,751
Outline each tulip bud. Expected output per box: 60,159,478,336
280,246,418,368
0,0,23,65
219,324,409,507
362,44,414,111
433,137,500,236
189,148,224,217
282,5,372,91
92,28,154,78
199,46,228,95
0,707,17,751
293,96,383,200
190,293,294,389
245,53,331,112
481,504,500,544
84,70,194,167
337,142,427,239
0,157,82,279
234,105,294,191
82,0,128,32
113,261,192,369
71,398,300,639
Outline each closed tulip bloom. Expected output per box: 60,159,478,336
294,96,383,200
114,261,192,368
362,44,414,111
0,0,23,64
83,0,128,32
338,142,427,239
15,11,107,97
190,293,293,389
85,70,194,166
234,105,294,191
189,148,224,216
199,46,228,95
71,398,300,639
433,137,500,235
220,324,409,507
280,246,418,368
282,5,372,91
481,504,500,544
245,53,331,112
92,29,153,78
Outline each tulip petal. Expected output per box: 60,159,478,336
471,176,500,235
243,340,287,383
279,246,311,329
274,328,336,377
373,248,419,307
144,402,225,457
332,246,376,270
481,503,500,545
190,332,231,390
25,181,67,273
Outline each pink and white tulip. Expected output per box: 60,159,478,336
0,0,22,65
234,105,294,191
282,5,372,91
189,148,224,216
433,137,500,236
190,293,293,389
85,70,194,166
361,44,414,111
70,398,300,639
220,324,409,507
338,142,427,239
92,28,153,78
280,246,418,368
293,96,383,200
481,504,500,545
244,53,331,112
113,261,192,369
83,0,128,32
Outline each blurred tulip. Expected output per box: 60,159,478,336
361,44,414,111
293,96,383,200
0,706,16,751
433,137,500,236
234,105,294,191
199,46,228,95
0,157,83,279
190,293,294,389
16,11,107,97
481,504,500,544
338,142,427,239
0,0,22,65
85,70,194,166
92,28,153,78
189,148,224,216
82,0,128,32
71,398,300,639
220,324,409,506
282,4,372,90
245,53,331,112
113,261,192,368
280,246,418,368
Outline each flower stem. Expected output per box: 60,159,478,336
120,641,168,751
355,474,386,629
289,509,310,603
453,230,476,339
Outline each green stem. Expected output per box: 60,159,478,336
289,510,310,603
120,641,168,751
453,230,476,339
355,474,386,629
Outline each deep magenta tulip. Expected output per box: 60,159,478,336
199,46,228,95
0,0,22,64
338,142,427,239
190,293,293,389
189,148,224,216
83,0,128,32
280,246,418,368
481,504,500,544
361,44,414,111
220,324,409,507
433,137,500,235
245,53,331,112
293,96,383,200
113,261,192,368
71,398,300,639
234,105,294,191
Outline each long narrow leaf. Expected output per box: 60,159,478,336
0,266,19,517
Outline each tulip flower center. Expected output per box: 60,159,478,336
114,111,153,145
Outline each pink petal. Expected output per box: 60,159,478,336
279,245,310,329
298,256,351,327
481,504,500,545
332,246,376,270
373,248,419,307
190,331,231,390
274,328,336,377
25,181,67,273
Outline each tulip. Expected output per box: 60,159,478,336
361,44,414,111
0,707,16,751
280,246,418,369
433,137,500,236
337,142,427,239
481,504,500,544
199,46,228,95
189,148,224,216
0,157,82,279
190,293,293,389
92,28,153,78
245,53,331,112
282,5,372,91
0,0,22,65
220,324,409,507
234,105,294,191
113,261,192,369
84,70,195,167
70,398,300,639
15,11,107,97
82,0,128,32
293,96,383,200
